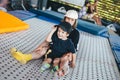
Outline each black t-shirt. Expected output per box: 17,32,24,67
47,31,75,59
68,29,80,50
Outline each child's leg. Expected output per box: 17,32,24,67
10,48,32,64
60,56,68,69
60,55,69,70
10,41,49,64
10,46,48,64
32,46,48,59
57,55,69,77
65,53,73,62
53,58,60,66
51,58,60,72
40,58,52,72
65,53,77,68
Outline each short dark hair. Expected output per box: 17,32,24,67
84,1,90,6
57,22,72,34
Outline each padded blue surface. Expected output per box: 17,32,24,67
77,20,108,37
8,10,36,20
38,16,59,24
114,50,120,63
30,10,63,22
109,34,120,67
109,35,120,51
30,9,108,37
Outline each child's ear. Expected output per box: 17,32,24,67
67,33,69,37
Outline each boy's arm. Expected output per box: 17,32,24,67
46,26,57,42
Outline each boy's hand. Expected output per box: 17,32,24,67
52,26,57,32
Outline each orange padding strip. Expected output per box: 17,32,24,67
0,11,29,34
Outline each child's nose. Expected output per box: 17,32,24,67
60,32,63,36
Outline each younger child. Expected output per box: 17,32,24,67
40,22,76,76
78,1,90,19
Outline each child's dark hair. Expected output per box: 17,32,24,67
57,22,72,34
63,17,77,29
84,1,90,6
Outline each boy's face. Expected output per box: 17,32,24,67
65,17,75,27
57,27,69,40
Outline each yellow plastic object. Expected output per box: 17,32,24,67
0,11,29,34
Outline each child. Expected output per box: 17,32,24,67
39,22,76,76
86,0,102,25
78,1,90,19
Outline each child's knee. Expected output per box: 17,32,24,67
44,58,52,63
53,58,60,64
32,52,42,59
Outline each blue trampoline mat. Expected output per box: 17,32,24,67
30,9,108,37
114,50,120,63
109,35,120,51
109,34,120,67
8,10,36,20
37,16,60,24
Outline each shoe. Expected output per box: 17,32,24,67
51,65,59,73
10,48,25,63
10,48,32,64
40,63,50,72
